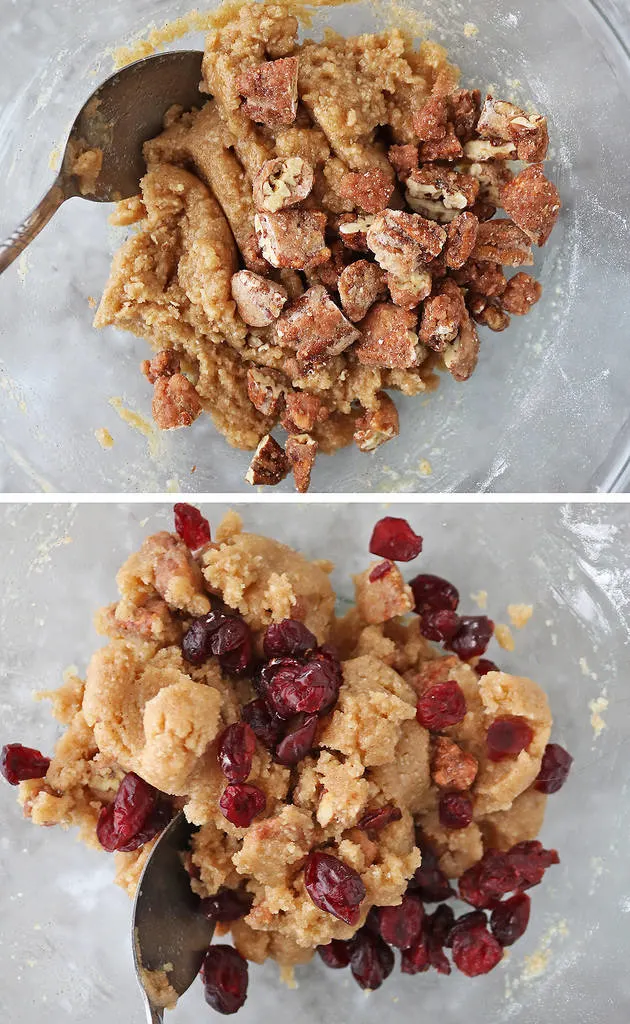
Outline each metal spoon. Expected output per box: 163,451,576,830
132,811,214,1023
0,49,203,276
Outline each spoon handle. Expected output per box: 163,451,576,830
144,1000,164,1024
0,181,67,275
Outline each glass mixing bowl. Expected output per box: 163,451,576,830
0,501,628,1021
0,0,629,494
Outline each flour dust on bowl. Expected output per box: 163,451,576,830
0,502,628,1022
0,0,629,492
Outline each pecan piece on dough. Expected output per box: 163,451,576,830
245,434,289,487
419,278,466,351
238,56,299,129
353,392,399,452
142,349,180,384
246,366,286,417
450,260,507,298
152,374,201,430
231,270,288,327
431,736,478,791
285,433,318,493
338,260,387,322
252,157,314,213
254,210,329,270
276,285,360,364
387,269,432,310
366,209,446,277
336,213,375,253
387,144,419,183
500,164,561,246
406,166,479,214
472,219,534,266
420,125,463,163
281,392,328,432
501,272,542,315
336,168,395,214
355,302,419,369
476,94,549,163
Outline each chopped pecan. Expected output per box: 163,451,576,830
336,168,394,214
355,560,414,624
252,157,314,213
353,392,399,451
355,302,419,369
451,259,507,297
464,160,513,207
442,310,480,382
338,260,387,321
500,164,561,246
501,272,542,315
285,433,318,493
336,213,375,252
444,212,479,269
420,125,463,162
142,349,180,384
276,285,360,363
431,736,478,791
282,392,328,432
366,209,446,276
476,96,523,139
245,434,289,487
307,240,348,291
463,138,516,161
472,219,534,266
418,279,465,351
412,95,449,141
152,374,201,429
469,294,511,331
254,209,329,270
231,270,288,326
387,144,419,183
406,167,479,215
476,95,549,162
449,88,481,142
238,56,299,129
246,366,286,416
387,269,432,309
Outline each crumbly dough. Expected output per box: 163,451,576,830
20,512,551,972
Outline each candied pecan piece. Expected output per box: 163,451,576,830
500,164,561,246
246,366,286,417
367,210,446,277
412,95,449,141
431,736,478,791
152,374,201,430
336,213,375,253
501,272,542,315
245,434,289,487
420,126,463,163
449,88,481,142
306,240,348,292
285,433,317,493
509,114,549,163
231,270,287,327
387,144,419,183
238,57,298,129
406,167,479,215
142,349,180,384
476,96,523,139
451,260,507,297
252,157,314,213
276,285,360,363
463,139,516,162
419,279,465,351
387,269,432,310
282,392,328,432
356,302,419,369
442,310,480,382
472,219,534,266
338,260,387,322
444,212,479,269
255,210,329,270
353,392,399,451
336,168,395,215
469,295,511,331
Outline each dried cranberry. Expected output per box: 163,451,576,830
275,714,318,766
413,836,455,902
201,945,248,1014
182,611,228,665
445,910,487,947
420,610,461,642
116,797,173,852
428,939,451,975
486,716,534,761
200,889,254,923
508,841,560,890
218,723,256,784
427,904,455,946
112,772,157,845
356,804,402,838
439,792,473,830
401,934,430,974
458,842,559,908
263,620,317,658
490,892,530,946
451,923,503,976
363,906,382,935
0,743,50,785
349,929,394,990
369,517,423,562
96,804,119,852
474,658,500,677
304,851,366,926
219,784,266,828
241,699,283,750
262,655,339,718
416,680,467,730
535,743,573,794
378,892,424,949
447,616,494,659
317,938,353,969
173,503,210,550
409,574,459,615
212,618,253,676
369,560,393,582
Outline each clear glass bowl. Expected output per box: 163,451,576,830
1,0,629,494
0,501,628,1021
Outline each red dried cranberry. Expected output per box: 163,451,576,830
218,723,256,784
219,784,266,828
369,560,393,582
535,743,573,794
474,658,500,677
413,836,455,902
445,910,487,947
241,699,283,750
428,939,451,975
439,792,473,830
182,611,228,665
420,610,461,642
356,804,402,838
201,945,248,1014
262,655,339,719
416,680,467,730
304,851,366,926
486,716,534,761
263,620,317,658
369,517,423,562
349,929,394,990
275,714,318,766
490,892,530,946
427,904,455,946
112,772,157,845
317,938,353,969
116,798,172,852
96,803,119,852
212,618,253,676
451,923,503,976
401,933,430,974
363,906,382,935
200,889,254,923
458,842,559,908
508,841,560,890
410,574,459,615
0,743,50,785
379,892,424,949
173,503,210,550
447,616,494,659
